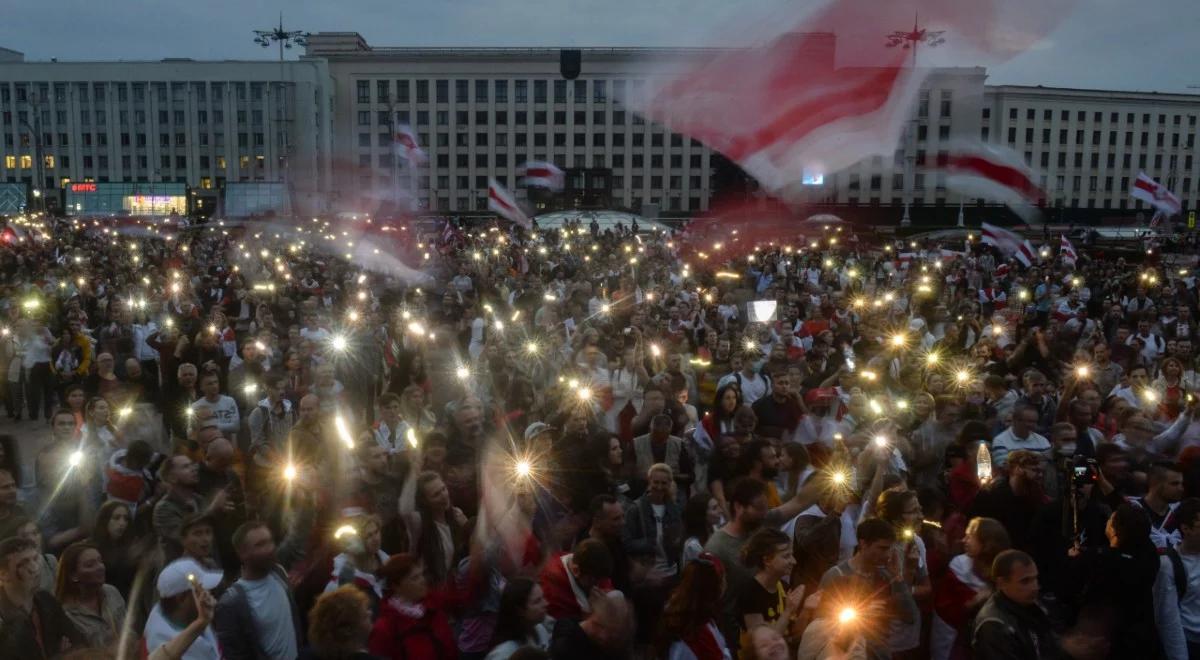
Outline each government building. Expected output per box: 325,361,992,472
0,33,1197,225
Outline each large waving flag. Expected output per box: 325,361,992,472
936,142,1045,222
981,222,1036,268
521,161,565,191
488,179,530,229
620,0,1075,197
393,125,428,165
1131,172,1181,216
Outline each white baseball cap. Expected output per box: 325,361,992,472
157,558,222,599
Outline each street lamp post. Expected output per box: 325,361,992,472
886,13,945,228
253,15,308,214
20,94,45,212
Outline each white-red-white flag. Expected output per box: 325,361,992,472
521,161,565,191
619,0,1074,197
393,125,428,165
936,141,1045,222
1060,235,1078,267
487,179,530,229
1131,172,1181,216
981,222,1036,268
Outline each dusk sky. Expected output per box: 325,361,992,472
2,0,1197,93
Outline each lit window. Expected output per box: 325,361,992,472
200,177,212,189
20,155,33,169
43,155,55,169
217,157,227,169
3,156,13,169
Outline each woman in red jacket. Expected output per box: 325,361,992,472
368,553,458,660
930,516,1011,660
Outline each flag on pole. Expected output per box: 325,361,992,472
935,141,1045,221
981,222,1036,267
521,161,565,191
487,179,530,229
1131,172,1181,216
1059,235,1078,267
393,125,428,165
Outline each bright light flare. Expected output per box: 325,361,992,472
283,464,297,481
838,607,857,625
330,335,348,352
68,450,84,468
334,414,354,449
334,525,357,540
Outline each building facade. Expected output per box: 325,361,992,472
0,49,333,215
1,32,1198,222
983,85,1199,215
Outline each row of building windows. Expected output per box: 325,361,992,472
992,107,1198,126
357,130,700,150
2,153,269,170
2,131,283,150
999,126,1198,149
358,108,651,127
0,81,280,104
355,78,631,105
2,108,277,127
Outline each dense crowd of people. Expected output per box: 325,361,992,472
0,210,1198,660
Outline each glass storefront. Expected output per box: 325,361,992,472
0,183,27,215
64,182,187,216
224,182,291,217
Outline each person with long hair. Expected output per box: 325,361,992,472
90,500,140,598
79,396,122,458
399,465,469,586
486,577,550,660
369,553,458,660
654,553,730,660
931,517,1012,660
302,585,377,660
681,493,723,565
54,541,128,649
701,383,743,444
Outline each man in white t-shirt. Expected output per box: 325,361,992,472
717,354,770,405
191,372,240,437
143,558,223,660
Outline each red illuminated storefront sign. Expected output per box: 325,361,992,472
70,183,97,193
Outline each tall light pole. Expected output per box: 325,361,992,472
20,93,45,212
886,13,945,228
253,15,308,214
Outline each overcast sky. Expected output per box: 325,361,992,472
2,0,1197,93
